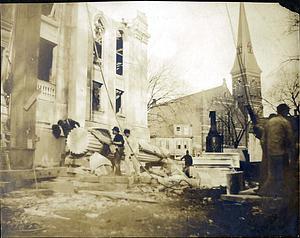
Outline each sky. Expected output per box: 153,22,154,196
90,1,299,116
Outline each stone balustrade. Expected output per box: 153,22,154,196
37,79,56,98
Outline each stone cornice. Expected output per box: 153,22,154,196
134,29,150,44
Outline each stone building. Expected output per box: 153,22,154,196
1,3,150,168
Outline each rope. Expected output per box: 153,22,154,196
84,3,192,189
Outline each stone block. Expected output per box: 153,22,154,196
196,172,212,188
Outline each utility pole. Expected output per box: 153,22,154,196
9,4,42,169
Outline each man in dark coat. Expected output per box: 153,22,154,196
181,150,193,178
112,126,124,175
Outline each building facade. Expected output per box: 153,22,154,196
1,3,150,168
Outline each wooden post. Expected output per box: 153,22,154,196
9,4,42,169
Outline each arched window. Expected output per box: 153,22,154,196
249,78,257,97
116,30,124,75
93,17,105,65
236,79,244,98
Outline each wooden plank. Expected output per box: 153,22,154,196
221,194,280,204
78,190,158,203
23,89,41,111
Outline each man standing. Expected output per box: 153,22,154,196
124,129,140,175
181,150,193,178
259,104,294,198
112,126,124,176
254,113,276,192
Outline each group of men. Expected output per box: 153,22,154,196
110,126,140,176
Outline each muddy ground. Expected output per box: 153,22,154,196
1,175,298,237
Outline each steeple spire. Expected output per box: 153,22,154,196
230,3,262,74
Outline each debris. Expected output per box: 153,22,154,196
85,213,99,218
209,219,213,224
24,209,70,220
153,213,159,218
90,152,112,172
78,190,158,203
136,217,148,222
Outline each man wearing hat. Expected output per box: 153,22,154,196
259,104,294,198
112,126,124,175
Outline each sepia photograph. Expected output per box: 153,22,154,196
0,1,299,237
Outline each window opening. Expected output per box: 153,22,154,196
249,79,257,97
116,89,124,114
116,30,123,75
92,81,102,111
236,79,243,98
176,126,181,132
247,42,253,53
93,39,102,64
38,38,55,82
177,141,181,149
93,18,104,65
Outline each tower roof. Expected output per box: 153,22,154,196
230,3,262,75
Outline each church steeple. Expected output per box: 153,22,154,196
231,3,261,74
231,2,263,118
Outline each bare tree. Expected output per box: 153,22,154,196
265,13,299,114
147,58,188,112
269,67,299,114
212,96,249,148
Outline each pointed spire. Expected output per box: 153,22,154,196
231,3,262,74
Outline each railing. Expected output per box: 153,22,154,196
37,79,56,98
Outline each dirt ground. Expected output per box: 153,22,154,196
1,175,298,237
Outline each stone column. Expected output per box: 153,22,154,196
10,4,42,169
67,3,88,127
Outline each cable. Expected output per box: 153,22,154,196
225,3,258,125
84,3,193,189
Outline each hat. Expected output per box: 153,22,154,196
124,129,130,134
112,126,120,132
277,104,290,113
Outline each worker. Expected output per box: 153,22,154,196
254,113,276,192
57,118,80,137
180,150,193,178
123,129,138,175
112,126,124,176
123,129,132,175
259,104,294,198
